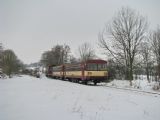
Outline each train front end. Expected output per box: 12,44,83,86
83,60,108,85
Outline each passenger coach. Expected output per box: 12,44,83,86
46,59,108,85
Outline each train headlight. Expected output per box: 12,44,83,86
88,72,92,75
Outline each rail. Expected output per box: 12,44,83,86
101,85,160,96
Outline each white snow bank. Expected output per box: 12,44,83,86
0,75,160,120
105,78,160,92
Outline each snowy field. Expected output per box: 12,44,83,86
105,78,160,93
0,75,160,120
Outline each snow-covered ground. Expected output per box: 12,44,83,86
0,75,160,120
105,78,160,92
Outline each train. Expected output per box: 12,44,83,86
46,59,108,85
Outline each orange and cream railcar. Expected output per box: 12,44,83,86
46,59,108,85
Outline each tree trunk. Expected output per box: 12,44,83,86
158,63,160,81
146,66,150,83
129,66,133,86
125,67,129,80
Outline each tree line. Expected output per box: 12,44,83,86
0,43,24,78
40,43,95,66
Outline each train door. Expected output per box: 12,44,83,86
81,63,85,80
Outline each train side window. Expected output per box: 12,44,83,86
87,63,97,71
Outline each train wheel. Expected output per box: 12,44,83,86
94,82,97,85
68,78,70,82
76,79,79,83
84,81,88,85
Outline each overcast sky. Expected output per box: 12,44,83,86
0,0,160,64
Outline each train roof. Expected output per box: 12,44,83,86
47,59,107,68
85,59,107,64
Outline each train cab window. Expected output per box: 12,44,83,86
86,63,97,71
52,66,61,72
97,63,107,70
87,63,107,71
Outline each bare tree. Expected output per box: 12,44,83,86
41,50,54,66
150,27,160,81
2,49,22,77
99,7,148,84
60,44,70,64
69,55,79,64
140,40,152,82
78,42,95,62
41,44,71,66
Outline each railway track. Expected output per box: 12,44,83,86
101,85,160,96
46,76,160,95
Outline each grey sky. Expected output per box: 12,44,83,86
0,0,160,64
